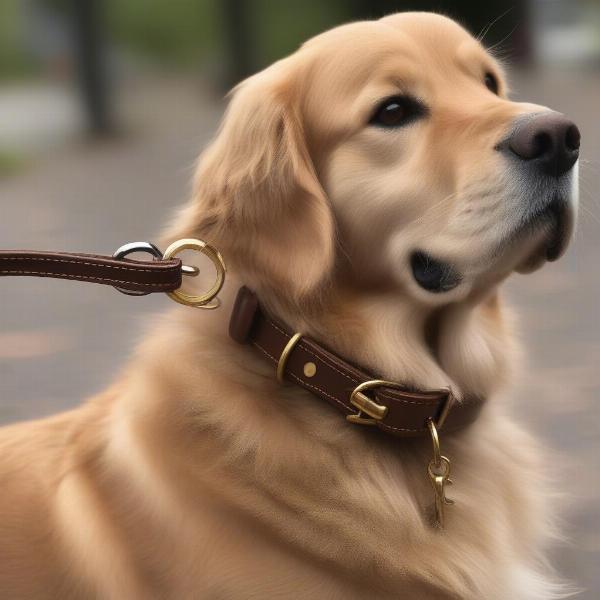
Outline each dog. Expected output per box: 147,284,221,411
0,12,580,599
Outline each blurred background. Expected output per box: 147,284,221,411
0,0,598,596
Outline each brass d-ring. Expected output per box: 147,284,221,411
162,238,226,309
277,333,303,383
427,418,442,469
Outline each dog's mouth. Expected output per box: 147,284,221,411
410,251,462,293
515,195,574,272
410,198,574,292
543,197,572,261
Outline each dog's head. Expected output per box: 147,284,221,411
172,12,579,309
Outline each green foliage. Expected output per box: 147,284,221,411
0,0,351,78
256,0,346,66
0,151,28,178
106,0,347,68
0,0,35,79
107,0,221,65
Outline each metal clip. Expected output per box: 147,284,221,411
427,418,454,528
112,240,217,303
112,242,164,297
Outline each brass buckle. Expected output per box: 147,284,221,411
346,379,402,426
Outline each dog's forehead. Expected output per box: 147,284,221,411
299,14,489,95
378,11,475,43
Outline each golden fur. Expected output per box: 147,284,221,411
0,13,578,599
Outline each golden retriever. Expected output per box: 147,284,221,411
0,12,580,599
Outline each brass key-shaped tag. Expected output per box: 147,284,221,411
427,418,454,528
428,456,454,527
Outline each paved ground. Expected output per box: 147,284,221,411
0,69,598,596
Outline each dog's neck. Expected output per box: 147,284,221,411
120,271,526,596
224,274,514,403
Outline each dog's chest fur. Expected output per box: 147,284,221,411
0,297,559,599
59,305,556,599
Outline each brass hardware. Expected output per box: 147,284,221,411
303,362,317,378
428,414,442,466
346,380,399,426
277,333,303,384
435,388,455,430
427,418,454,528
162,238,226,309
349,391,387,423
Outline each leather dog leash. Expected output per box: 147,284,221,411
0,239,226,307
0,249,182,295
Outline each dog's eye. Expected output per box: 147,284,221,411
484,72,499,95
369,96,425,128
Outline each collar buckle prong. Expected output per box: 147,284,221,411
346,380,400,426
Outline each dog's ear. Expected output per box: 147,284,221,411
167,62,335,299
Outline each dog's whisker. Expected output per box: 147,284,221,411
487,23,521,57
578,203,600,228
477,7,514,43
409,190,461,226
579,190,598,211
579,162,600,180
579,160,600,172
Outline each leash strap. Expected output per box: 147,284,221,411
229,286,484,438
0,239,225,308
0,250,182,294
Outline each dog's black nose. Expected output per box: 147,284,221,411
507,112,580,177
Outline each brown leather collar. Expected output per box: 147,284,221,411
229,286,484,438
